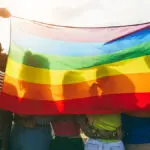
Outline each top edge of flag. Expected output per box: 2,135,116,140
11,18,150,43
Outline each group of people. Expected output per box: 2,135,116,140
0,8,150,150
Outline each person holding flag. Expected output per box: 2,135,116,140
0,9,12,150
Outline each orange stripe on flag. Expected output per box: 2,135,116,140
3,73,150,101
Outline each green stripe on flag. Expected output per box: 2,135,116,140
9,42,150,70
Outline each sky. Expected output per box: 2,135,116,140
0,0,150,51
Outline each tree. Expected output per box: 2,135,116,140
0,43,8,72
0,43,3,53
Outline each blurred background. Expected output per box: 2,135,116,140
0,0,150,52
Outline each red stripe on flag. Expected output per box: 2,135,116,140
0,93,150,114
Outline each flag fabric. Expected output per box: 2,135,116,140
0,17,150,114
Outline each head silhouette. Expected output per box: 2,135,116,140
19,51,52,101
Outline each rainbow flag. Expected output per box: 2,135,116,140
0,17,150,114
